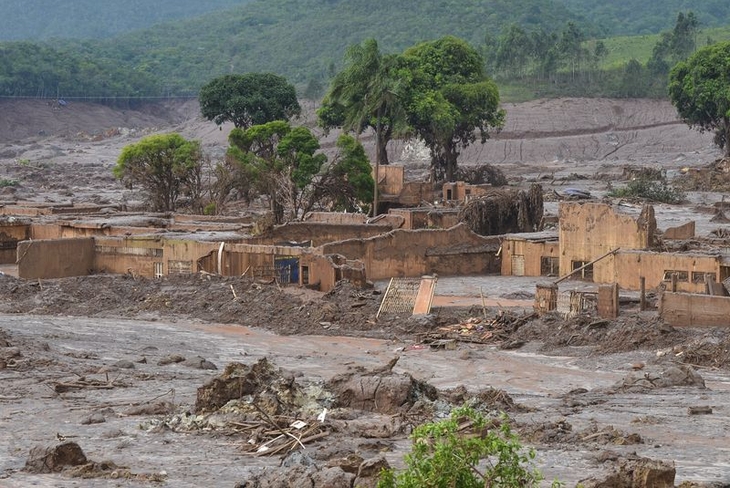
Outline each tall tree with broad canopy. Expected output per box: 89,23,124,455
114,133,203,212
199,73,301,129
669,41,730,157
399,36,505,182
228,121,326,223
318,39,406,167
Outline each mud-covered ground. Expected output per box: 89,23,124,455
1,97,730,487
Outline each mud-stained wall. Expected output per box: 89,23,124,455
660,292,730,326
320,223,500,280
501,238,559,276
17,238,94,278
442,182,490,202
0,222,30,264
598,251,721,293
245,222,394,247
378,165,405,196
387,208,460,230
559,202,655,277
30,223,152,240
94,236,219,277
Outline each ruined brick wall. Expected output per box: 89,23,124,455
17,238,94,279
660,292,730,326
320,223,499,280
0,222,30,264
559,202,655,277
245,222,393,247
603,250,721,293
501,238,559,277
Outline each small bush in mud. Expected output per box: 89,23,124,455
608,177,685,204
377,406,558,488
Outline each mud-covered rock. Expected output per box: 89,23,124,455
354,456,390,488
25,442,88,473
579,456,675,488
195,358,298,414
616,364,705,392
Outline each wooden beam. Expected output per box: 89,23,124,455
554,248,620,285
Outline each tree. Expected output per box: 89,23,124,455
313,134,374,213
377,406,549,488
228,121,326,223
318,39,406,167
669,41,730,157
199,73,301,129
114,133,203,212
319,38,408,216
400,36,505,182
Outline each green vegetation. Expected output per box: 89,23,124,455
377,406,555,488
199,73,301,128
227,121,328,223
0,178,18,188
669,41,730,157
608,177,685,204
114,134,204,212
558,0,730,36
1,0,730,101
0,0,249,41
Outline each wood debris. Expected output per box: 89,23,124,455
418,312,536,346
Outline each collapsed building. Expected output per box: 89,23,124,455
2,165,730,326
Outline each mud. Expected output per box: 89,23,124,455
1,97,730,487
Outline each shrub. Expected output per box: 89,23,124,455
607,177,685,204
377,406,558,488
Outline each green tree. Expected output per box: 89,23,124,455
199,73,301,128
228,121,326,223
400,36,505,182
669,41,730,157
114,133,203,212
318,38,405,167
314,134,374,213
377,406,548,488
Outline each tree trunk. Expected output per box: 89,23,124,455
725,118,730,158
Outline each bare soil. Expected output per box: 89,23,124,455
1,98,730,487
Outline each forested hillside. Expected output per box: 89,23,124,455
0,0,249,40
1,0,729,102
557,0,730,36
88,0,590,91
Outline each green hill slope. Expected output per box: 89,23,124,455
0,0,251,40
90,0,591,91
557,0,730,36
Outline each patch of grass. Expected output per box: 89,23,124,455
0,178,18,187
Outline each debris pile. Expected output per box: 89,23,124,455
419,312,535,347
578,454,675,488
459,183,543,235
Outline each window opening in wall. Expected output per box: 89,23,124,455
663,270,688,282
301,266,309,285
571,261,593,280
446,189,453,200
721,266,730,282
540,256,559,276
692,272,716,284
154,262,163,279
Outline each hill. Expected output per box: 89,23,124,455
557,0,730,36
0,0,250,40
88,0,590,91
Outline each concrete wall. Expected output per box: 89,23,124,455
320,223,500,280
17,238,94,279
559,202,655,277
501,238,560,276
660,292,730,326
599,250,721,293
